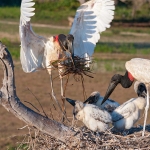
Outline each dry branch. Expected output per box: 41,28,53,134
1,42,150,149
0,42,78,143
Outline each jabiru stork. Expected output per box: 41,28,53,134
66,98,112,132
84,91,120,113
19,0,115,117
101,58,150,136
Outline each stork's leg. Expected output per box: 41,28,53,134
58,63,66,114
60,77,66,114
50,73,68,121
142,86,149,136
50,73,62,111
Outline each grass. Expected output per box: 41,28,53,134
0,1,150,25
95,43,150,54
92,58,126,72
1,38,20,59
0,1,79,25
0,7,20,22
7,144,28,150
0,23,70,36
1,37,150,60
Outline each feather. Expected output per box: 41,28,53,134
20,0,48,73
70,0,115,59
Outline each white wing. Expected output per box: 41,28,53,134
20,0,48,73
70,0,115,58
112,98,136,122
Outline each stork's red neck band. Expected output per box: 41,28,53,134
128,71,134,81
54,35,59,42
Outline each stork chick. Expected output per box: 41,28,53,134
111,81,147,131
84,91,120,113
66,98,112,132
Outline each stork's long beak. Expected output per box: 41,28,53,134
101,81,118,105
83,97,90,104
68,41,74,58
66,34,74,59
66,98,76,106
83,95,95,104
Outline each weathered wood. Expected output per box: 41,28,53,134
0,42,77,143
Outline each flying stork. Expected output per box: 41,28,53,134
84,91,120,112
111,81,147,131
101,58,150,136
66,98,112,132
19,0,115,115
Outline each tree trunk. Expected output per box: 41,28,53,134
0,42,78,143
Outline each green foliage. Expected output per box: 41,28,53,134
95,43,150,54
7,143,28,150
0,7,20,21
0,0,150,24
115,1,150,21
1,38,20,59
33,0,79,24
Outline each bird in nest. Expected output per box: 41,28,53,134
19,0,115,117
111,81,147,132
66,98,112,132
84,91,120,113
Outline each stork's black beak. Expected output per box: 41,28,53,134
83,95,95,104
66,34,74,58
66,98,76,106
58,34,67,51
101,81,118,105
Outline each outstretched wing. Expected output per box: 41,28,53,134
70,0,115,58
20,0,48,73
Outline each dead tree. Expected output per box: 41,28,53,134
0,42,80,144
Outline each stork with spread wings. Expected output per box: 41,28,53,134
19,0,115,117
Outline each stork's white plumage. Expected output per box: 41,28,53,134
84,91,120,112
70,0,115,58
66,98,112,132
102,58,150,136
111,81,147,131
19,0,115,73
19,0,115,117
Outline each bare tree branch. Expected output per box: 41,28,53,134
0,42,77,143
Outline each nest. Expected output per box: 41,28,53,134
59,56,94,79
18,125,150,150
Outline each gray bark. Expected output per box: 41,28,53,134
0,42,78,143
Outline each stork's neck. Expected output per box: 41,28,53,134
120,71,134,88
53,35,59,42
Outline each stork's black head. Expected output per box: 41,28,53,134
57,34,74,57
101,71,134,105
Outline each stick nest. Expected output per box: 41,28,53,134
19,125,150,150
58,56,94,79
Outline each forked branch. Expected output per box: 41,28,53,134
0,42,77,143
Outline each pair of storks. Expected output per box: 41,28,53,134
20,0,149,136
